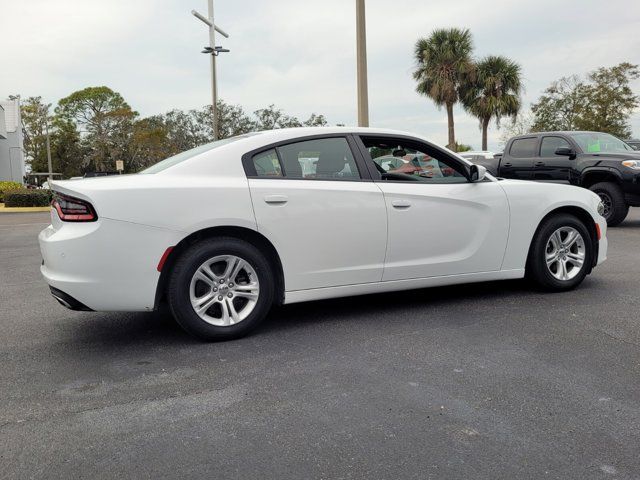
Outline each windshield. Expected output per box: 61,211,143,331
139,134,258,174
569,132,633,154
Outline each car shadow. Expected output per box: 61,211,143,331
66,275,604,350
67,278,534,345
618,218,640,228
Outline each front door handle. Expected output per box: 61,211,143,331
392,199,411,209
503,162,513,167
535,161,546,167
264,194,288,205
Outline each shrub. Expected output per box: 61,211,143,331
0,181,24,203
3,189,53,207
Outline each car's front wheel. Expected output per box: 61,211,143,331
526,214,593,291
589,182,629,227
167,237,275,341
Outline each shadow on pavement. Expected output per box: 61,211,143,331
65,278,543,346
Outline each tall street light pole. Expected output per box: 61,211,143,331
192,0,230,141
356,0,369,127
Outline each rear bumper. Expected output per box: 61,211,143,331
39,216,182,312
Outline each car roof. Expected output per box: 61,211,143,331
512,131,618,138
246,126,429,142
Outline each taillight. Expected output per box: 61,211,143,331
51,193,97,222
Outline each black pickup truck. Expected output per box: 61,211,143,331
479,131,640,226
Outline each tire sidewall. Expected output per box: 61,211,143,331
168,238,274,340
589,182,628,227
528,214,593,291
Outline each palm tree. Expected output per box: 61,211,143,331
462,56,523,151
413,28,475,150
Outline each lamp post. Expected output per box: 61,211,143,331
356,0,369,127
192,0,230,141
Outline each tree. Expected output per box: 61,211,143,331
499,111,534,146
578,63,639,138
414,28,476,150
50,119,86,178
253,105,302,130
55,86,138,172
531,63,639,138
462,55,522,150
531,76,586,132
454,142,473,152
128,116,178,172
19,96,51,173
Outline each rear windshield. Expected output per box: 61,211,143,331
139,134,258,174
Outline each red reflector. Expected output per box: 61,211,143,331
595,223,601,240
51,193,97,222
157,247,174,272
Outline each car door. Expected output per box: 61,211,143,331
245,135,387,291
533,135,573,183
356,135,510,281
502,137,538,179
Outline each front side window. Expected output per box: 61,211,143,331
509,137,538,158
540,136,571,156
361,137,468,184
277,138,361,180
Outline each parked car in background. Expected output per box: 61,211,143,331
473,131,640,226
459,151,497,165
39,127,607,341
626,139,640,151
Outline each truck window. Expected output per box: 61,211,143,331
540,137,571,156
509,137,538,158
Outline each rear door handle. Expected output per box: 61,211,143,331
392,199,411,209
264,194,288,205
535,161,546,167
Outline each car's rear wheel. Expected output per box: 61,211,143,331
526,213,593,291
588,182,628,227
167,237,274,341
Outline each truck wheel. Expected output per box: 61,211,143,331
589,182,629,227
526,213,593,291
167,237,275,341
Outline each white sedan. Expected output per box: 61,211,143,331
39,127,608,340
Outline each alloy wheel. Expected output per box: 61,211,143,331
545,227,586,281
596,192,613,219
189,255,260,326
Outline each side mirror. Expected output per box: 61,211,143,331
470,164,487,182
555,147,576,159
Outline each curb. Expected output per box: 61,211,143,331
0,203,51,213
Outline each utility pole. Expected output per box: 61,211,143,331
192,1,230,141
356,0,369,127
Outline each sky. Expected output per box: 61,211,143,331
2,0,640,151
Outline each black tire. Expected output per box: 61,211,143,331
526,213,593,291
167,237,275,341
589,182,629,227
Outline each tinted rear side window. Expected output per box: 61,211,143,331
252,149,282,177
509,138,538,158
277,138,361,180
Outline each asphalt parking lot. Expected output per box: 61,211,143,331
1,210,639,479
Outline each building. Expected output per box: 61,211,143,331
0,97,26,183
